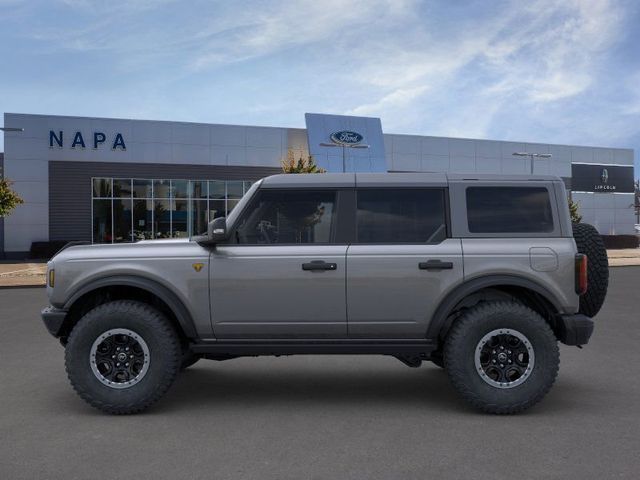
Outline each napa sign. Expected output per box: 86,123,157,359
49,130,126,150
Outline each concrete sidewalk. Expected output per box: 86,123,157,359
0,262,47,287
1,249,638,288
606,249,640,267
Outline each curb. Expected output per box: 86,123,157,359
0,284,46,290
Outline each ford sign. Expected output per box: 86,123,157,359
330,130,364,145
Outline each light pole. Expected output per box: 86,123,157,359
512,152,552,174
0,127,24,132
320,142,370,172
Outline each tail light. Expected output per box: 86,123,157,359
575,254,587,295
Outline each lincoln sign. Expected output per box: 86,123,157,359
571,163,634,193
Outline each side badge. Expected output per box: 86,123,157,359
192,263,204,272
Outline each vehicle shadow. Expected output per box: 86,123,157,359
155,361,471,414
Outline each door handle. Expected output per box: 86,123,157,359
419,259,454,270
302,260,338,271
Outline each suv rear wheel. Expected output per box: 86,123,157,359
65,300,182,414
444,301,559,414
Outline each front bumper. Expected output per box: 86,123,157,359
41,306,68,338
556,313,594,346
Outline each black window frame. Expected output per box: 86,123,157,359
353,187,450,245
465,186,556,235
227,188,349,246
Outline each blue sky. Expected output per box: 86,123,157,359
1,0,639,176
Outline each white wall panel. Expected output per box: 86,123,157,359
449,156,475,173
211,146,246,166
421,154,449,172
9,181,48,203
246,127,283,149
392,135,420,154
501,157,527,174
594,194,615,209
475,140,501,158
3,223,48,251
171,122,209,145
246,146,282,167
475,157,501,174
392,153,420,171
500,142,526,159
171,144,209,164
4,159,48,182
550,159,571,177
449,138,475,157
211,125,246,146
613,149,634,165
572,192,595,210
132,121,172,144
420,136,449,156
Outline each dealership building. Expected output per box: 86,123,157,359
0,112,635,259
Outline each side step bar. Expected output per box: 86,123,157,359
190,339,438,357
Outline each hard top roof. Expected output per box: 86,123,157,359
260,172,560,188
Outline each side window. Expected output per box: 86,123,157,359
466,187,554,233
356,189,447,243
234,189,337,244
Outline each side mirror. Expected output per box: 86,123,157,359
194,216,227,245
208,216,228,243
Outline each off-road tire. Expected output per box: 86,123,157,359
444,301,559,414
180,351,201,370
65,300,182,414
572,222,609,317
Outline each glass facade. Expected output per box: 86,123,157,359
92,178,252,243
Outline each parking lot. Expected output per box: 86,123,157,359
1,267,639,480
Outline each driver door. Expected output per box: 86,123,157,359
209,188,348,338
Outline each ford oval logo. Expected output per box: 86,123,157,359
330,130,363,145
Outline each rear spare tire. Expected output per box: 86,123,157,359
572,223,609,317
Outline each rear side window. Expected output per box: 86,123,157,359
466,187,554,233
356,189,447,243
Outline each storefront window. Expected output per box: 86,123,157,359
92,199,112,243
173,180,189,199
153,200,171,238
113,179,132,198
172,200,189,237
113,198,132,242
133,179,152,198
227,181,244,199
153,180,171,198
92,177,253,243
93,178,112,198
191,199,208,236
133,199,153,240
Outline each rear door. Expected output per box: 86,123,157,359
346,187,463,338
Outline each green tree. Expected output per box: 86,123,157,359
569,198,582,224
0,178,24,217
281,149,326,173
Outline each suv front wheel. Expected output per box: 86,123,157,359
444,301,559,414
65,300,182,414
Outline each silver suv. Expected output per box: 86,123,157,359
41,173,608,414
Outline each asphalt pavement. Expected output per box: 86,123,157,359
1,267,639,479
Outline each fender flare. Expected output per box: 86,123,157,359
63,275,198,338
426,274,563,340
